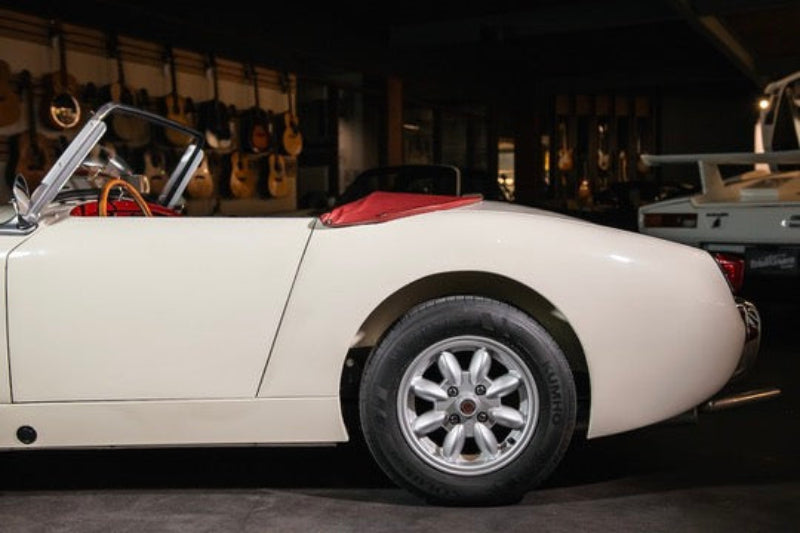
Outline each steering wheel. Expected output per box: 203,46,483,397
98,178,153,217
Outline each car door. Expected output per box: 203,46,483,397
6,215,313,402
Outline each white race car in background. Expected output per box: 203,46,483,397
0,102,774,507
639,71,800,277
638,150,800,276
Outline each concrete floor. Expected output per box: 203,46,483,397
0,281,797,532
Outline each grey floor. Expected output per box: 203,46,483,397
1,280,798,532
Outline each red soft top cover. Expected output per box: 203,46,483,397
320,191,482,227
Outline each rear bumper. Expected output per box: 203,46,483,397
700,297,781,413
731,297,761,382
665,297,779,423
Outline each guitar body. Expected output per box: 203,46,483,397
267,152,290,198
199,57,233,151
0,60,21,127
636,152,650,175
557,147,574,172
556,121,573,173
186,154,215,199
240,107,271,153
106,82,150,145
41,29,81,131
11,70,53,192
14,130,53,192
144,147,169,196
40,70,81,130
164,94,192,146
162,49,193,146
597,122,611,173
280,111,303,157
229,151,258,199
597,150,611,172
618,150,629,182
241,64,271,153
201,100,232,150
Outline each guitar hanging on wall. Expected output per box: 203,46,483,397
240,63,271,154
162,46,193,146
186,152,215,199
557,121,574,173
229,150,259,199
278,72,302,157
40,22,81,130
0,59,21,127
267,150,289,198
635,117,650,176
103,33,150,146
199,53,232,150
143,145,170,197
556,120,574,197
12,70,54,192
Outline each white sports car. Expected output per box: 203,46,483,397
0,103,770,506
638,71,800,277
637,150,800,276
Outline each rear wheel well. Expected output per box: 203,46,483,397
339,271,590,441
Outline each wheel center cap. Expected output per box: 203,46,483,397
459,398,477,416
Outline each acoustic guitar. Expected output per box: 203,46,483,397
557,121,574,173
618,149,629,182
267,151,290,198
229,150,259,199
186,153,215,199
144,146,170,196
199,54,232,150
40,23,81,130
239,63,271,154
0,59,21,127
13,70,54,192
635,118,650,176
279,73,303,157
103,33,150,146
597,121,611,174
163,47,192,146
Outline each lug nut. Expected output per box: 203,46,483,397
475,385,486,395
448,414,461,425
477,412,488,423
447,386,459,397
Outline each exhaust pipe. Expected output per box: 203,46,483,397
699,387,782,413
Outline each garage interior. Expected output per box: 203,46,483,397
1,1,798,218
0,0,797,530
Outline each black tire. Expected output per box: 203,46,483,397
359,295,577,506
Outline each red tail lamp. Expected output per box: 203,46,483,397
713,253,745,293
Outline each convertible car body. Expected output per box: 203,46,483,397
0,103,772,505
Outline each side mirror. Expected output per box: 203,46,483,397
11,173,31,218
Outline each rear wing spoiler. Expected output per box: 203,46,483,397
641,149,800,194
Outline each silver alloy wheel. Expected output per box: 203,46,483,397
397,335,539,476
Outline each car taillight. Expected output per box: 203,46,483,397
642,213,697,228
713,253,745,293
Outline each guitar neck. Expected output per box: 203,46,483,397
24,72,37,139
168,50,178,99
59,40,66,88
211,57,220,101
248,64,261,108
117,54,125,85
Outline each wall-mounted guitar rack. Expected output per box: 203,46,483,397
544,92,657,208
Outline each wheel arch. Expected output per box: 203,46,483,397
339,270,591,436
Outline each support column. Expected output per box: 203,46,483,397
386,76,404,166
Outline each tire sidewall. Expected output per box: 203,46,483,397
359,296,576,506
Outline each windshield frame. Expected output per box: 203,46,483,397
17,102,205,228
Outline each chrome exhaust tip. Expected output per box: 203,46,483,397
699,387,782,413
